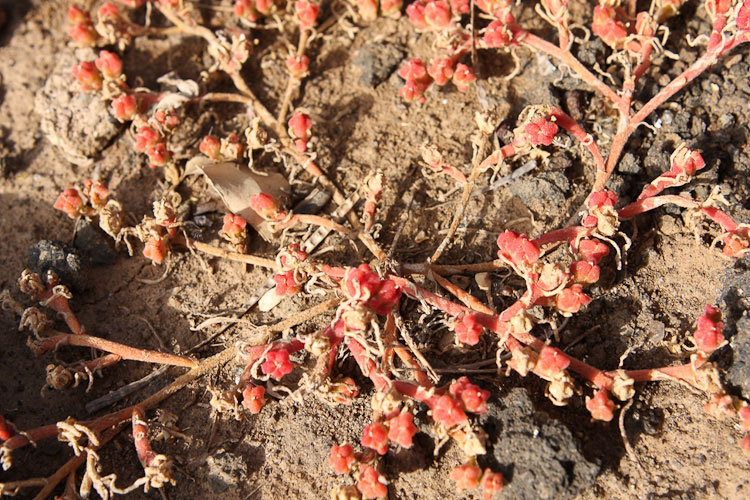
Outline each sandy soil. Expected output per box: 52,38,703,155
1,1,749,499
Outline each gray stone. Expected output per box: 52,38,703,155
727,312,750,398
34,49,123,166
618,152,641,175
718,260,750,398
353,43,405,88
478,388,600,500
508,171,569,217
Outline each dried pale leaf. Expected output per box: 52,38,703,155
186,157,290,241
258,287,283,312
475,272,491,291
156,72,200,97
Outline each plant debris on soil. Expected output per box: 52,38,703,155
1,1,750,499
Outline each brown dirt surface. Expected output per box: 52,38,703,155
1,1,750,500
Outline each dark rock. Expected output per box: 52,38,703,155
644,143,669,178
630,401,664,436
508,171,569,218
74,220,117,265
353,43,404,88
618,152,641,175
479,388,600,500
727,312,750,398
718,260,750,398
576,38,606,66
27,240,83,291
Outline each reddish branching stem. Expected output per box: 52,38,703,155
29,332,197,369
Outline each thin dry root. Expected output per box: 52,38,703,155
57,418,100,457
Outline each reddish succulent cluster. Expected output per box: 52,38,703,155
112,94,138,121
53,179,110,219
286,54,310,78
450,462,482,491
199,133,244,161
484,16,515,48
398,56,476,101
143,236,169,265
67,5,99,46
496,230,540,269
582,190,619,235
453,313,484,346
361,422,389,455
524,116,559,146
241,384,266,414
53,188,84,219
398,58,431,103
288,111,313,152
274,244,309,296
343,264,401,315
135,122,173,168
234,0,277,22
72,50,124,92
406,0,454,30
260,349,295,380
357,465,388,499
449,376,490,414
585,389,616,421
273,271,304,296
431,394,468,428
221,213,247,246
591,4,628,48
361,411,419,455
249,192,286,221
450,462,504,499
295,1,320,29
535,346,570,378
0,415,15,441
693,305,725,354
329,443,357,474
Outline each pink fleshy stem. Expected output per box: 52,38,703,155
619,194,749,238
478,144,517,171
29,332,198,368
131,407,156,469
438,164,469,185
618,194,699,219
701,206,750,237
549,108,606,173
5,347,238,454
32,288,84,335
594,33,746,193
277,28,310,123
430,270,495,314
382,313,431,387
620,359,706,384
532,226,593,248
346,337,391,393
636,173,685,201
516,29,623,109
